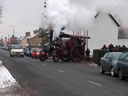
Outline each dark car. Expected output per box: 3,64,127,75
24,48,31,57
116,53,128,80
100,52,123,77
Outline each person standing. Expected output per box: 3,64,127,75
101,45,107,50
86,48,90,61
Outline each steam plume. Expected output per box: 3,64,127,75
40,0,121,37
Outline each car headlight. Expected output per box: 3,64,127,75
11,51,15,54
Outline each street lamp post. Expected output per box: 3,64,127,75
8,25,15,36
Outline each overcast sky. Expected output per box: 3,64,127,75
0,0,43,38
0,0,128,38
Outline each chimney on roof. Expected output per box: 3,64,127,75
25,32,30,37
33,30,39,34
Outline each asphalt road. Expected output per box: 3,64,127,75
0,49,128,96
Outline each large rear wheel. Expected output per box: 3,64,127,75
70,45,83,62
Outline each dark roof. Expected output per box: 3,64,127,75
95,13,120,27
59,33,90,39
108,14,120,27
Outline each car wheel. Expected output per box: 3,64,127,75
21,55,24,57
118,69,125,80
99,65,105,74
10,53,13,57
111,67,117,77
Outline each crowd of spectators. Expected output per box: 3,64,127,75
101,44,128,52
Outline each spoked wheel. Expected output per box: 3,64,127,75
71,45,83,62
52,50,60,62
118,69,125,80
60,55,71,62
39,50,47,61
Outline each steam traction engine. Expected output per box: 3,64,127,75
52,33,90,62
39,31,90,62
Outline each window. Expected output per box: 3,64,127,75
124,56,128,63
118,54,128,61
103,53,109,58
106,53,112,59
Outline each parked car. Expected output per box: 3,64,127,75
2,46,8,50
31,48,37,58
24,48,31,57
100,52,123,77
31,48,43,58
35,48,43,58
10,44,24,57
116,53,128,80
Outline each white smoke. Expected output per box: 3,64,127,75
109,0,128,28
40,0,122,37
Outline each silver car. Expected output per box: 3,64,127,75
100,52,123,77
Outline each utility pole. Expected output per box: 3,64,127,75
8,25,15,36
86,30,88,49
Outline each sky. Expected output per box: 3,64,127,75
0,0,128,38
0,0,43,38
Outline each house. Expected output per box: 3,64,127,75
19,32,30,48
27,33,42,48
27,29,42,48
27,28,50,48
88,12,120,54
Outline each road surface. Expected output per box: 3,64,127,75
0,49,127,96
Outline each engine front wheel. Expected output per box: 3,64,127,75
60,56,71,62
39,50,47,62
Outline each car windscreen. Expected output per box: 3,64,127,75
37,49,42,52
112,53,122,60
11,45,23,49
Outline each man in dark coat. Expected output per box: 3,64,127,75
86,48,90,61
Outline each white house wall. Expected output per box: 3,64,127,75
88,13,118,54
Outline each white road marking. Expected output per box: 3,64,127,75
88,81,103,87
42,64,46,66
57,69,64,73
